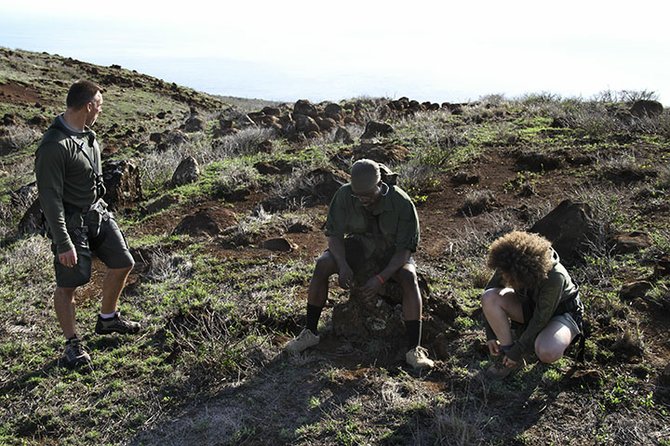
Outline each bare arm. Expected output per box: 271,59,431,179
361,249,412,298
327,236,354,289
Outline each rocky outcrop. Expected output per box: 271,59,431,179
102,159,143,210
171,156,200,187
221,97,449,144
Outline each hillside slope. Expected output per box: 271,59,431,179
1,47,669,445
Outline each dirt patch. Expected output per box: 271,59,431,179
0,81,45,106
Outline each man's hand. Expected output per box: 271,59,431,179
360,275,383,299
486,339,501,356
58,248,78,268
337,265,354,289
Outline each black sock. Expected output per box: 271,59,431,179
66,335,79,344
305,304,323,334
405,320,421,349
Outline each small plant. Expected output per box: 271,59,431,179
212,159,261,199
459,189,496,216
397,160,440,201
504,171,539,194
308,396,321,409
454,316,476,330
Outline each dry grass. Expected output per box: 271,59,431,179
459,190,496,217
211,127,275,158
430,381,489,446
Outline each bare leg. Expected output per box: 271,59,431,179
54,287,77,339
394,263,421,321
100,266,132,314
534,321,574,363
481,288,524,345
307,252,338,307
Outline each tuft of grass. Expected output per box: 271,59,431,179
459,189,496,217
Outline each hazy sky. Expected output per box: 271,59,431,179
1,0,668,104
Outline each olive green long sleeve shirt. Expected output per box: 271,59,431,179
34,116,101,253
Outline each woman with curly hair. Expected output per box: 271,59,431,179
481,231,584,378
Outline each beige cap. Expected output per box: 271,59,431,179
350,159,381,193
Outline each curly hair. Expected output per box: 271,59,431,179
487,231,554,289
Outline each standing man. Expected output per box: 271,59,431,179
35,80,140,368
285,159,433,369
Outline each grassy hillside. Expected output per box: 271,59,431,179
1,47,669,445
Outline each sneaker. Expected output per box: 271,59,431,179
405,346,434,369
95,312,141,335
285,328,320,353
62,338,91,368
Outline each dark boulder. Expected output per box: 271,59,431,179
515,151,561,172
352,142,409,165
293,99,318,118
18,198,46,236
102,159,143,210
294,114,320,134
324,103,343,120
171,156,200,187
182,115,204,133
262,237,297,252
333,126,354,144
529,200,598,266
360,121,394,139
451,172,480,186
630,100,663,118
261,106,281,116
173,210,220,237
608,231,652,254
619,281,653,300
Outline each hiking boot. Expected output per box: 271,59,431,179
62,338,91,368
95,312,141,335
485,361,521,380
405,346,434,369
285,328,320,353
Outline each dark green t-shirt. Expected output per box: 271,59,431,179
324,183,420,262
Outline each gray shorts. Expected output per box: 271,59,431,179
519,297,582,339
52,216,134,288
551,312,581,339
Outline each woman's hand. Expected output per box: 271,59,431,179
502,355,518,368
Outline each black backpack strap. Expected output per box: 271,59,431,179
575,334,586,362
68,135,106,202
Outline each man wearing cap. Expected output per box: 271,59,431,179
285,159,433,369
